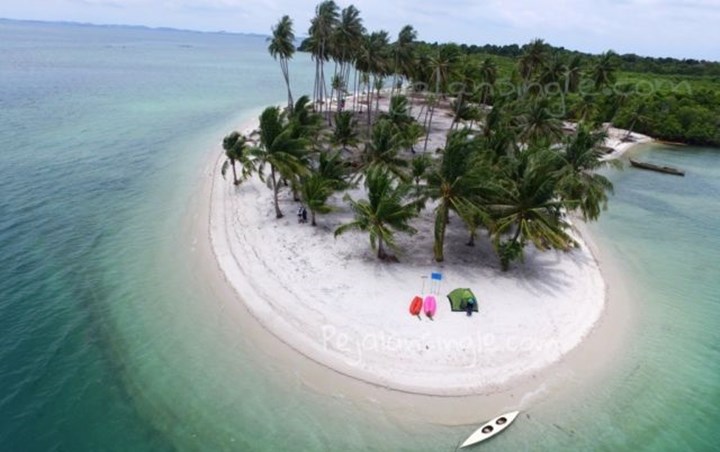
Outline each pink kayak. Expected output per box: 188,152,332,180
424,295,437,319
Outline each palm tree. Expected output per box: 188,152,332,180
477,57,497,105
330,73,346,118
318,149,352,190
268,15,296,112
429,45,457,98
356,30,391,128
300,173,334,226
251,106,309,218
450,97,481,131
410,153,432,187
540,54,567,87
308,1,340,111
333,5,365,92
373,76,385,114
518,98,564,145
564,55,583,93
449,57,479,131
382,94,413,130
518,39,548,80
401,122,425,154
572,94,598,123
422,93,438,152
556,123,620,221
359,119,409,180
621,102,649,140
332,111,359,152
335,167,417,259
490,147,575,271
426,130,493,262
409,152,432,207
592,50,618,91
288,95,323,139
391,25,417,98
221,131,249,185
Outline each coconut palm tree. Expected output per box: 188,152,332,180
620,102,649,140
477,57,497,105
359,119,409,180
391,25,417,98
373,76,385,113
518,39,548,80
382,94,413,130
401,122,425,154
429,45,457,98
540,54,567,87
333,5,365,91
330,73,346,119
288,95,323,139
572,94,598,123
426,130,493,262
356,30,391,128
449,56,479,131
490,147,575,271
564,55,583,93
556,123,620,221
318,149,352,190
450,97,481,131
591,50,618,91
332,111,359,152
300,173,334,226
251,106,309,218
268,15,296,112
308,1,340,111
410,153,432,187
221,131,249,185
518,98,564,145
334,167,418,259
422,93,438,152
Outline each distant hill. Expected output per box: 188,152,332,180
0,17,269,40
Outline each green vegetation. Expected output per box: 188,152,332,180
230,1,718,269
411,40,720,147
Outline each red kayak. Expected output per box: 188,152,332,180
409,296,423,318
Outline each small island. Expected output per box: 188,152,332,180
210,1,658,395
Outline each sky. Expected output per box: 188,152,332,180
1,0,719,60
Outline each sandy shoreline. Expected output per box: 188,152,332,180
205,101,650,396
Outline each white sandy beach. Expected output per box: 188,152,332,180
204,96,651,396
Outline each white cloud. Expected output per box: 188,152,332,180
1,0,718,59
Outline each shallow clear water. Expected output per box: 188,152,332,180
1,20,719,451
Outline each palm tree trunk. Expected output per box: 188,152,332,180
374,77,381,113
424,103,436,153
433,202,449,262
352,68,359,112
270,166,283,218
450,90,464,133
366,83,373,132
377,237,385,259
282,58,293,113
231,161,238,185
311,210,317,227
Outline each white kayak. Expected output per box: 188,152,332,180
460,411,520,448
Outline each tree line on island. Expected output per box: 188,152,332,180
222,0,712,270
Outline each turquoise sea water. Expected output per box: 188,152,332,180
1,20,719,451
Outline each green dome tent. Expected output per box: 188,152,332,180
447,288,478,312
